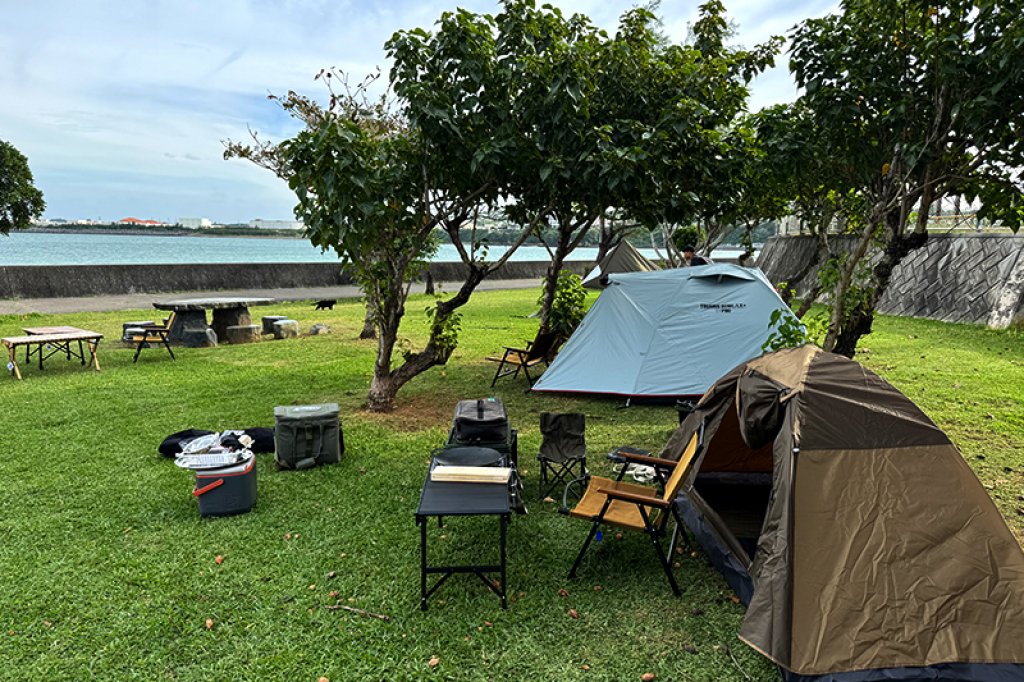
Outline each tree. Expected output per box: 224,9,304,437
226,74,504,412
390,0,607,334
0,140,45,235
607,1,782,267
789,0,1024,356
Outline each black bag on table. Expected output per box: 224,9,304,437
452,397,509,445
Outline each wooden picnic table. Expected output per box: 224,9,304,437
3,328,103,380
152,297,275,344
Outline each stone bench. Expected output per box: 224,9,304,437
262,315,289,335
272,319,300,340
224,324,261,344
122,321,155,341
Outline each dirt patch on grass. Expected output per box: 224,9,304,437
354,394,452,432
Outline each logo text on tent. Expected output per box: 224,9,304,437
700,303,747,313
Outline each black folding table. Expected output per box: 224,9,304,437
415,469,511,610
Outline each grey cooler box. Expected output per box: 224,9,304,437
273,403,343,470
192,453,257,517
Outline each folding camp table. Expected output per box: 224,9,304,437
415,461,511,610
4,328,103,380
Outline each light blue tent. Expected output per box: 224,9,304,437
532,264,797,398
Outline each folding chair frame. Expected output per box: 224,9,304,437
539,455,588,500
561,428,703,597
487,331,560,388
567,488,690,596
130,325,175,363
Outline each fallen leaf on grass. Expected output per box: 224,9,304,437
568,609,579,619
428,656,440,668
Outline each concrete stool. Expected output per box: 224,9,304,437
262,315,288,335
122,321,155,342
273,319,300,339
224,324,261,344
181,328,218,348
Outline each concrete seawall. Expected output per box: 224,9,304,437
757,233,1024,328
0,260,592,300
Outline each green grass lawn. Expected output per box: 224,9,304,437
1,290,1022,681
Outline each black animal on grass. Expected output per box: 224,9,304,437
314,299,336,311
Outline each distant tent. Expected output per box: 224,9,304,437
664,345,1024,681
581,241,659,290
532,264,794,398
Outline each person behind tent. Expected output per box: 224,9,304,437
682,245,709,266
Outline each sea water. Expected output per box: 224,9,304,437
0,231,745,266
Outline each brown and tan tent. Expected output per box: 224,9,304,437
580,241,659,289
663,345,1024,681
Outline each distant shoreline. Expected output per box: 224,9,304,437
25,227,304,240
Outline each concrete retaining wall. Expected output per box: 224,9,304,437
757,234,1024,328
0,260,591,300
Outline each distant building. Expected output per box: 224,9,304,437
178,217,213,229
249,218,303,231
119,217,166,226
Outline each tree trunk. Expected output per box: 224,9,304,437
822,215,880,353
593,216,620,264
366,267,489,412
359,299,377,340
365,279,406,412
538,247,568,334
538,215,596,333
831,226,928,357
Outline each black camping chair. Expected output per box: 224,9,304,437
537,412,588,500
486,330,560,387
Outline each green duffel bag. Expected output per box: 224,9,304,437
273,403,343,470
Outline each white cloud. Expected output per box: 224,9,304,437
0,0,836,223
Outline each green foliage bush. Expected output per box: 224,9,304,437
542,270,587,339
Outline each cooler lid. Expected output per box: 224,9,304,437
274,403,340,420
178,450,255,473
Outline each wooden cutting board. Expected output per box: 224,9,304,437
431,466,512,484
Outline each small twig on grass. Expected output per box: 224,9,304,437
324,604,391,622
725,644,753,682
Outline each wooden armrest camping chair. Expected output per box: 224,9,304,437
537,412,588,500
127,312,176,363
562,427,702,596
486,330,560,387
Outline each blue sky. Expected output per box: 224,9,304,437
0,0,835,224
